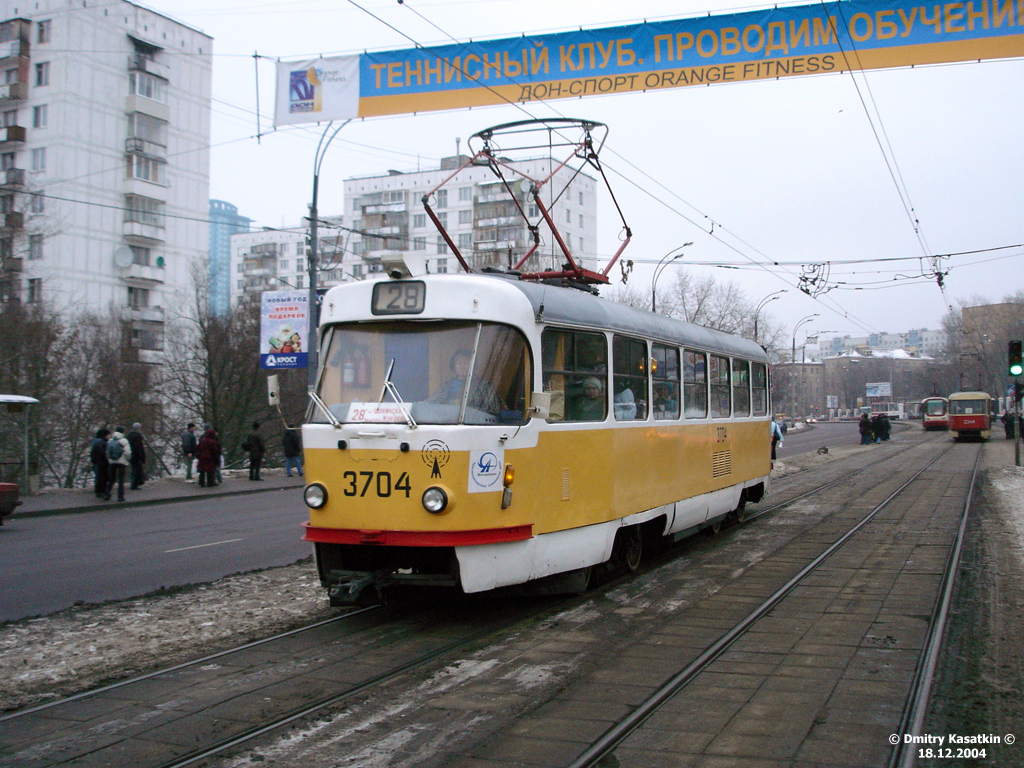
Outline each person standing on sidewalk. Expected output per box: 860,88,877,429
105,427,132,502
282,428,303,477
126,423,147,489
196,427,221,488
90,428,111,497
243,421,266,481
181,422,198,481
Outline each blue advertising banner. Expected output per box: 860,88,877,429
260,290,309,370
275,0,1024,123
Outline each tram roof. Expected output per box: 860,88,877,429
506,278,768,362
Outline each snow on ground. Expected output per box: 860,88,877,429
988,465,1024,570
0,560,333,712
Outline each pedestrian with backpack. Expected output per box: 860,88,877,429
105,427,132,502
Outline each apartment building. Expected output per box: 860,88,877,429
0,2,212,360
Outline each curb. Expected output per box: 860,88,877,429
13,482,305,520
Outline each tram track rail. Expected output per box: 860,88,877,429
566,438,978,768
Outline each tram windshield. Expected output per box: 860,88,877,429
924,399,947,416
949,399,987,415
312,320,529,426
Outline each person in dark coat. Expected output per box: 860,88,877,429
859,413,873,445
196,427,221,488
90,428,111,497
126,422,147,489
243,421,266,481
282,428,303,477
879,413,892,441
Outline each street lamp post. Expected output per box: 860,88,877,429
790,313,818,418
651,242,693,313
753,290,786,344
307,120,352,392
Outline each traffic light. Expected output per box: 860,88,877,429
1010,340,1024,376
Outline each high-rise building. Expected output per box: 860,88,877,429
227,157,599,309
0,2,212,361
209,200,250,316
345,156,597,277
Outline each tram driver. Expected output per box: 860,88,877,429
429,348,505,416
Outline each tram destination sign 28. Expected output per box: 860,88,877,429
275,0,1024,124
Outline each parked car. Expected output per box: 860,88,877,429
0,482,21,524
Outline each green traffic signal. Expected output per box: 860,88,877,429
1010,340,1023,376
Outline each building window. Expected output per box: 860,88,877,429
30,148,46,172
436,236,448,255
32,105,47,129
130,154,166,184
0,195,11,213
129,71,167,103
124,194,165,228
27,278,41,304
295,274,304,289
412,237,425,251
28,234,43,260
130,245,151,266
4,69,17,85
579,213,584,228
579,191,584,205
413,214,426,228
458,186,472,202
436,258,448,274
2,110,16,127
30,192,44,214
566,209,571,223
131,324,163,351
0,152,14,170
434,189,447,208
279,260,289,272
458,233,472,250
458,209,472,225
37,20,52,44
34,62,50,87
127,286,149,309
436,212,447,228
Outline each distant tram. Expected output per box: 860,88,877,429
947,391,994,441
920,396,949,431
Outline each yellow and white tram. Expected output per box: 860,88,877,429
301,273,772,604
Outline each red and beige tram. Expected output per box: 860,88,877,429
300,274,773,604
947,390,994,441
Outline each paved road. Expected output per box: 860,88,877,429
0,481,310,622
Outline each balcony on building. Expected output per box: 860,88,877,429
4,168,25,188
474,239,519,251
4,211,23,231
0,124,25,146
0,25,29,64
128,51,171,80
123,220,165,243
0,81,27,103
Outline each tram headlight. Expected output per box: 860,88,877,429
304,483,328,509
422,486,449,514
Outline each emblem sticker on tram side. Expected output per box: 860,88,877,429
468,449,503,493
421,440,450,479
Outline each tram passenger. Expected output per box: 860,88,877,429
570,377,607,421
653,383,678,419
429,349,505,415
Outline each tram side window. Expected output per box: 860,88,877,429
683,350,707,419
709,354,731,418
732,358,750,417
612,335,648,420
541,329,608,422
751,362,768,417
652,343,680,420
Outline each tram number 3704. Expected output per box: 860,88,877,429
341,470,412,498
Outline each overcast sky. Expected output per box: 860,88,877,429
152,0,1024,342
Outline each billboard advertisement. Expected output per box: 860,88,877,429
260,290,309,370
275,0,1024,123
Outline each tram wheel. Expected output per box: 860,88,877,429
705,518,723,536
729,498,748,524
614,526,643,572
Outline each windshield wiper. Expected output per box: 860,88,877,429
380,358,418,429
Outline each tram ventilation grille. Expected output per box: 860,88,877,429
712,450,732,477
561,469,570,501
